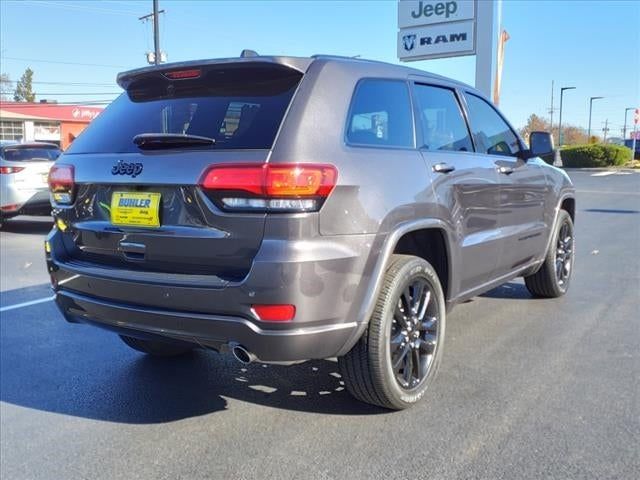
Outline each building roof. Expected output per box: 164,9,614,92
0,102,104,123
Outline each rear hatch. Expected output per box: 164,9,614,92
55,61,304,282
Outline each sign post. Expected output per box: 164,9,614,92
632,109,639,159
397,0,501,101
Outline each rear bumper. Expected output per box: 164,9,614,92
1,187,50,215
56,290,357,363
46,227,375,362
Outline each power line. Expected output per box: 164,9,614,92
3,80,117,87
0,100,114,106
22,1,140,17
1,56,128,69
9,92,120,96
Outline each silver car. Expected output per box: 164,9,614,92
0,141,61,227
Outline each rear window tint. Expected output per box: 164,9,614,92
346,79,413,148
1,147,61,162
66,65,302,154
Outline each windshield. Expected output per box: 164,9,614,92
66,64,302,154
1,147,61,162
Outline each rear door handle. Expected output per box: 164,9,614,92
433,163,456,174
497,166,515,175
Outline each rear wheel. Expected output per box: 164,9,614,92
339,254,445,410
524,210,574,298
119,335,194,357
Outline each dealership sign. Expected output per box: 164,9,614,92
398,0,477,61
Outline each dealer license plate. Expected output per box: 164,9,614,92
110,191,161,228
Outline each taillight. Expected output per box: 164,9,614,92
252,304,296,322
200,163,337,212
48,164,75,205
0,166,25,174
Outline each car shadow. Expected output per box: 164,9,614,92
480,281,535,300
583,208,639,215
1,216,53,235
0,285,387,424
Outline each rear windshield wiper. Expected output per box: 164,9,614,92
133,133,216,149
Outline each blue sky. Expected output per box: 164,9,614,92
1,0,638,134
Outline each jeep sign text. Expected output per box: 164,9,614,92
398,0,475,29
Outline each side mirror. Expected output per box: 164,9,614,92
524,131,554,159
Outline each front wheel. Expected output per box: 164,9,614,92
339,254,446,410
524,209,574,298
119,335,194,357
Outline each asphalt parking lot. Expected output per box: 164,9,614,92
1,169,638,480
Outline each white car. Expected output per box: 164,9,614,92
0,141,61,227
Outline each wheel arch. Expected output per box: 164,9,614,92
336,219,455,357
561,196,575,222
392,228,451,301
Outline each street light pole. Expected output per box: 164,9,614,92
623,107,635,140
558,86,576,146
588,96,604,141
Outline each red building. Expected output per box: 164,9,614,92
0,102,104,149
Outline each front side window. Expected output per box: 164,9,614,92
464,93,521,156
413,84,473,152
346,79,413,148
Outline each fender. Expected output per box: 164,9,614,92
532,189,576,273
335,218,456,356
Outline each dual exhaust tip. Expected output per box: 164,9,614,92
231,344,257,365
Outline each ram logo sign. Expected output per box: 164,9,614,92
397,0,476,62
397,20,475,61
402,34,417,51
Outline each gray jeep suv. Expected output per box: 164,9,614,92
46,55,575,409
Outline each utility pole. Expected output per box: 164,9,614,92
588,96,604,141
139,1,165,65
549,80,555,139
602,119,609,143
558,86,576,146
623,107,635,140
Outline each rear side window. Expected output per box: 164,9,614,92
66,64,302,154
464,93,521,156
413,84,473,152
1,147,61,162
346,79,413,148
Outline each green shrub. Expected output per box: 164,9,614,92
540,151,555,165
561,144,632,168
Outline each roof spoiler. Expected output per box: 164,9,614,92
116,56,313,90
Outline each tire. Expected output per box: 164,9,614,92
119,335,194,357
525,210,574,298
338,254,446,410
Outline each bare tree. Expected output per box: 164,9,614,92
520,113,595,146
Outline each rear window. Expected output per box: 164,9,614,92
66,64,302,154
346,79,413,148
1,147,61,162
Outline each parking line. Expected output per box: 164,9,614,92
576,189,640,196
0,295,55,313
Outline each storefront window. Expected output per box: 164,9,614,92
0,121,24,141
